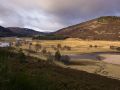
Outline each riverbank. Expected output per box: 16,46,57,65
100,54,120,65
62,52,120,80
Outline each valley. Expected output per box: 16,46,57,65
0,0,120,89
1,16,120,89
1,37,120,80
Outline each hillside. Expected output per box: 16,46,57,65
55,16,120,41
0,47,120,90
0,26,44,37
8,27,45,36
0,26,16,37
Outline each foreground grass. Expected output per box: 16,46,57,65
0,47,120,90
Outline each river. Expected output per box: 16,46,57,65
69,52,120,65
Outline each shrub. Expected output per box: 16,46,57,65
29,43,32,50
57,44,62,50
52,46,57,51
116,47,120,51
55,50,61,61
35,44,42,52
63,46,71,51
61,55,70,65
41,48,47,55
89,45,93,48
18,49,27,63
94,45,98,48
110,46,118,50
47,53,54,64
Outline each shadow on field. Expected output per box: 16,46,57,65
69,61,98,66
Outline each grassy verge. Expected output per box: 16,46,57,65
0,47,120,90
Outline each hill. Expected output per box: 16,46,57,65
55,16,120,41
8,27,45,36
0,26,16,37
0,26,44,37
0,47,120,90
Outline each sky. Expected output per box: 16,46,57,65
0,0,120,32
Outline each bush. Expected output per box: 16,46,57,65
110,46,118,50
94,45,98,48
116,47,120,51
41,48,47,55
51,45,57,50
18,49,27,63
63,46,71,51
89,45,93,48
55,50,61,61
61,55,70,65
57,44,62,50
29,43,32,50
47,54,54,64
35,44,42,52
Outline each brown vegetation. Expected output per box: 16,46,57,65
55,16,120,41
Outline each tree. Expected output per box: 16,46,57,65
41,48,47,55
47,52,54,64
57,44,62,50
15,41,21,47
29,43,32,50
9,42,13,47
35,43,42,52
18,49,27,63
55,50,61,61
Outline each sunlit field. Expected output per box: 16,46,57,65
30,38,120,79
1,37,120,80
32,38,120,54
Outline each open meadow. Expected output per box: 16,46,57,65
27,38,120,79
1,37,120,80
32,38,120,54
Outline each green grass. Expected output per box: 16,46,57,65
0,47,120,90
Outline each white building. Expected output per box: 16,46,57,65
0,42,10,47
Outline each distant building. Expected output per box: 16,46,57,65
0,42,10,47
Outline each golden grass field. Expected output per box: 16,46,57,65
35,38,120,47
32,38,120,80
30,38,120,54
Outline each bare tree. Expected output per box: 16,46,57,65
47,52,54,64
35,43,42,52
29,43,32,50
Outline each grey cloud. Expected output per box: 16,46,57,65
0,0,120,32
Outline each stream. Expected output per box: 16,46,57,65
69,52,120,65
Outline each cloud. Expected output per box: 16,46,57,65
0,0,120,32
